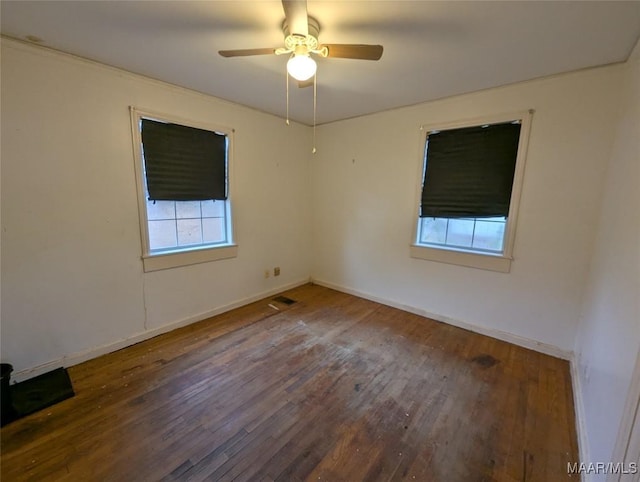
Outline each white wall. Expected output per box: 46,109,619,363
2,42,636,473
574,39,640,478
1,39,312,375
311,64,624,354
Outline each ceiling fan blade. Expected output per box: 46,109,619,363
218,48,276,58
323,44,383,61
282,0,308,37
298,79,313,88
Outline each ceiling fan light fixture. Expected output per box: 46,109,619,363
287,54,316,81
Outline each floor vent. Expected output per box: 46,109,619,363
273,296,296,305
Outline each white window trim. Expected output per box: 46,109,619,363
130,106,238,272
410,109,534,273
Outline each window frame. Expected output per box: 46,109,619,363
410,110,534,273
130,107,237,272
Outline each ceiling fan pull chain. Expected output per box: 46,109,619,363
286,64,290,126
312,71,317,154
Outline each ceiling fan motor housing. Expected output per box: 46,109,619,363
282,16,325,55
283,15,320,39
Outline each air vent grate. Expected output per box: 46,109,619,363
273,296,296,305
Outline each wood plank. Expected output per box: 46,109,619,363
0,284,579,481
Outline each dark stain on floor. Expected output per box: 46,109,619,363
471,354,499,368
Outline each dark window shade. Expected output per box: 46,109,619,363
420,122,521,219
141,119,227,201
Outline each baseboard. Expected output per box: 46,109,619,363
12,278,311,383
570,356,590,481
311,278,590,475
311,278,573,360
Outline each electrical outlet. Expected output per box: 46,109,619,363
274,267,281,276
264,270,270,279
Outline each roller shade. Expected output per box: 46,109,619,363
420,122,521,219
141,119,227,201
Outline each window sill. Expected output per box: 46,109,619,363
410,244,511,273
142,244,238,272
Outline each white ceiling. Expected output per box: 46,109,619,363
2,1,639,125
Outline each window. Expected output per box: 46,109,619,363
411,110,533,272
130,108,237,272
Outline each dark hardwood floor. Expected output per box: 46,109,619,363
1,284,579,481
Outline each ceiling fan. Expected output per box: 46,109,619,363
218,0,383,83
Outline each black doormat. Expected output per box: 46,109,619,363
10,367,74,418
273,296,296,305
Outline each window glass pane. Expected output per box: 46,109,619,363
472,219,506,251
177,219,203,246
146,200,175,221
420,218,447,244
176,201,201,219
446,219,474,248
148,220,177,250
203,217,226,244
201,200,225,218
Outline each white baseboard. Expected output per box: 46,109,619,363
312,278,591,477
312,278,591,475
571,356,590,481
311,278,573,360
13,275,588,479
12,278,310,382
